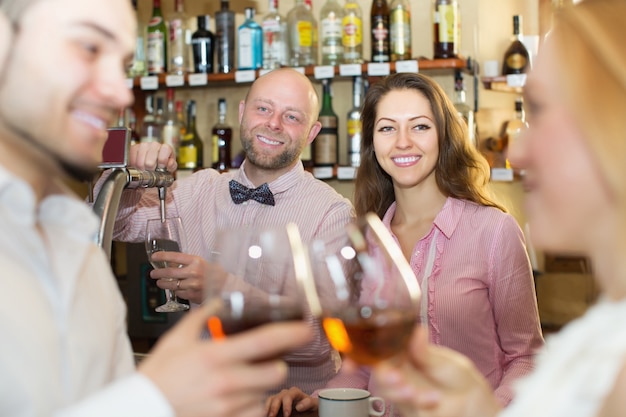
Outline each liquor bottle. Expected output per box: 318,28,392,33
215,0,235,73
211,98,232,172
116,108,127,129
154,96,165,125
191,15,215,73
287,0,316,66
262,0,289,70
140,95,162,143
319,0,344,66
370,0,390,63
161,88,182,153
300,141,314,168
315,79,338,167
389,0,411,61
342,0,363,64
128,2,147,77
503,97,526,148
347,76,363,167
433,0,459,59
146,0,167,75
168,0,190,74
178,100,204,170
486,97,525,156
175,100,186,138
238,7,264,70
304,0,319,65
452,71,477,147
116,106,139,144
501,15,530,75
127,108,140,145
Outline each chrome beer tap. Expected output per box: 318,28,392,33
90,127,174,259
156,167,168,222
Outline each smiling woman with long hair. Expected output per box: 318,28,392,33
355,72,503,218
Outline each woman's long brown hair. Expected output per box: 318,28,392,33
354,72,505,217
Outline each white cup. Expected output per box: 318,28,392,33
483,60,500,78
318,388,385,417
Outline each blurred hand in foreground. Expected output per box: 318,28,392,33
371,326,503,417
139,301,313,417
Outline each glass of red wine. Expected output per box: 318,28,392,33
145,217,189,313
204,223,320,339
310,213,421,366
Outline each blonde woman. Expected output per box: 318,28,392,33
371,1,626,416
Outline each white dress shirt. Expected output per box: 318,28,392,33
0,166,173,417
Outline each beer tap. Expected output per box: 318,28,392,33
90,127,175,259
156,167,168,222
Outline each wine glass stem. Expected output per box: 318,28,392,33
165,289,177,304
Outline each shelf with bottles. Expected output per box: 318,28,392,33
479,96,526,183
481,74,525,94
481,14,532,95
127,57,471,91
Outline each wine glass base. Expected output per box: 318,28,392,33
155,301,190,313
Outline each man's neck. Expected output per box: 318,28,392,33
242,159,299,187
0,129,65,203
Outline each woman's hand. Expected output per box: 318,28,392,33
265,387,319,417
371,326,502,417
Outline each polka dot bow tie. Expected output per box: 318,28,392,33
229,180,275,206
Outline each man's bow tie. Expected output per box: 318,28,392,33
229,180,275,206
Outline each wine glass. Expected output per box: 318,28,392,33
204,223,320,339
145,217,190,313
309,213,421,365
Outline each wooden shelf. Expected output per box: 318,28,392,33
130,57,470,90
481,75,526,93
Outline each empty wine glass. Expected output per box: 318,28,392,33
145,217,190,313
309,213,421,365
204,223,320,339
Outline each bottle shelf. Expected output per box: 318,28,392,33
309,165,357,181
129,57,470,90
481,74,526,93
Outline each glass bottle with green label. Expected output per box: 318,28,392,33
146,0,167,75
315,79,338,167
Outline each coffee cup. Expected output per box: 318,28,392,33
318,388,385,417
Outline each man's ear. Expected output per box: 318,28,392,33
0,10,11,71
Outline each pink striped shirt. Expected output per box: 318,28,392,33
319,197,544,407
110,161,355,395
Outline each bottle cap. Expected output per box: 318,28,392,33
513,15,522,34
197,15,210,28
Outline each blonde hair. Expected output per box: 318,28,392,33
552,0,626,205
0,0,38,22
